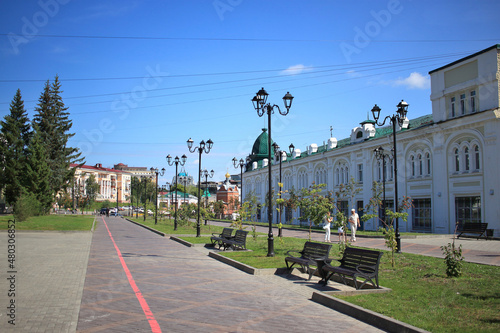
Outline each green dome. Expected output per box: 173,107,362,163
248,128,274,164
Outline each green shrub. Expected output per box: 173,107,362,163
14,192,42,221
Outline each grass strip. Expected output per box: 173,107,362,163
0,214,95,230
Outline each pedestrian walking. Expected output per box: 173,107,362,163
348,208,360,242
323,211,333,242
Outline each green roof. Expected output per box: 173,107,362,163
247,114,435,171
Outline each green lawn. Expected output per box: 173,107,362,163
127,217,231,236
0,214,95,230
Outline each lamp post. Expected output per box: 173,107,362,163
374,146,394,230
232,158,245,205
143,175,148,222
251,87,294,257
272,143,295,237
150,167,165,225
111,177,118,216
187,138,214,237
371,100,409,253
201,169,214,225
167,154,187,231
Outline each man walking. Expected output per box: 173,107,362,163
348,208,360,242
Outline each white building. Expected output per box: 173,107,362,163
243,45,500,236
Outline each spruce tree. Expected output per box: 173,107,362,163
0,89,31,205
32,76,84,201
24,126,52,213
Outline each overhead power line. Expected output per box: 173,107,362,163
0,33,496,44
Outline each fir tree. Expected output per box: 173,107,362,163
24,126,52,213
32,76,84,201
0,89,31,205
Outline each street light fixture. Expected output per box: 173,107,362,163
371,100,409,253
187,138,214,237
201,169,214,225
252,87,294,257
167,154,187,230
272,142,295,237
374,146,394,230
150,167,166,224
232,158,246,204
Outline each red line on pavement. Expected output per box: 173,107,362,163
101,216,162,333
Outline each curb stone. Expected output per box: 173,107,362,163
311,292,430,333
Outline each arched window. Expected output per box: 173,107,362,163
411,155,415,177
417,154,423,176
464,147,470,172
474,146,480,170
335,168,340,185
425,152,431,175
454,148,460,172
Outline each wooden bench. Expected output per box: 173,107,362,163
210,228,234,249
285,241,332,280
220,229,248,251
457,222,488,240
322,247,383,290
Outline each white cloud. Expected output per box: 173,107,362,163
280,64,312,76
393,72,430,90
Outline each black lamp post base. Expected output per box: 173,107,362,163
267,235,275,257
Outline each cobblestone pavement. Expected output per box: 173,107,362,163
207,220,500,266
76,216,384,332
0,230,92,333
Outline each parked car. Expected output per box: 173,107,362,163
100,208,108,215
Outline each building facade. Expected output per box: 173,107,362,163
242,45,500,236
70,163,137,204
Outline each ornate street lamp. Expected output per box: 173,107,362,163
374,146,394,230
232,158,246,204
252,87,294,257
187,138,214,237
150,167,166,224
272,143,295,237
201,169,214,225
167,154,187,230
371,100,409,253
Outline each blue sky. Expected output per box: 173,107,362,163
1,0,499,186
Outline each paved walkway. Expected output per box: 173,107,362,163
76,216,383,332
0,230,92,332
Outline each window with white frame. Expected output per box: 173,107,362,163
470,90,476,113
417,154,423,176
334,162,349,186
460,93,466,115
454,148,460,172
425,152,431,175
357,163,363,183
474,145,480,170
411,155,415,177
298,169,308,189
315,165,327,185
464,147,470,172
451,96,456,117
413,198,432,231
451,141,481,174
